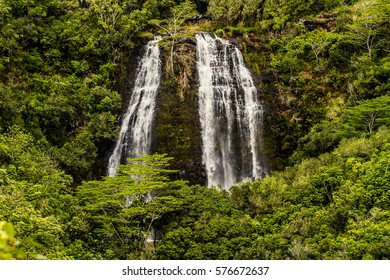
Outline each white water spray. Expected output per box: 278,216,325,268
107,37,162,177
196,33,267,189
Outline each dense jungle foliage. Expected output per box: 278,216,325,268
1,0,389,259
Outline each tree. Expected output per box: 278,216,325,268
306,30,336,66
88,0,126,33
155,184,257,260
207,0,268,26
0,221,19,260
345,95,390,133
77,154,187,259
150,0,197,73
348,0,390,59
0,126,77,259
207,0,243,26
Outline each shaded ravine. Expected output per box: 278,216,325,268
196,32,267,189
107,36,162,177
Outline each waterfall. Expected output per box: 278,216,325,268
107,36,162,177
196,32,267,189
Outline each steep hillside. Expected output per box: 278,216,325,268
0,0,389,260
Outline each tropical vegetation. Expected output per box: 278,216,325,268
0,0,389,259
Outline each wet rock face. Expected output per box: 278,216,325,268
152,41,206,186
102,46,142,174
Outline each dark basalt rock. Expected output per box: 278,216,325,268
300,14,335,31
151,41,206,186
185,14,211,23
179,38,197,47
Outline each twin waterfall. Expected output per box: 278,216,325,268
107,33,267,189
107,36,162,177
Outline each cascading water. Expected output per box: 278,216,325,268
196,32,267,189
107,36,162,177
